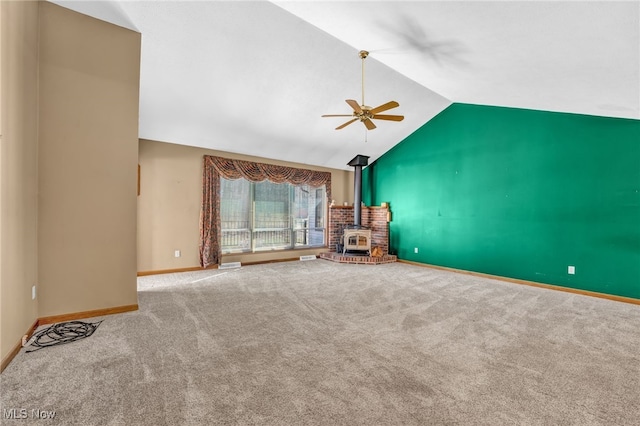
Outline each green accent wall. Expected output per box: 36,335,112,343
363,103,640,299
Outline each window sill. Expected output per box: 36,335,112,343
222,246,328,257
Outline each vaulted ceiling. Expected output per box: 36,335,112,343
52,1,640,170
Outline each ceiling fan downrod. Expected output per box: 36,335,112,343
359,50,368,108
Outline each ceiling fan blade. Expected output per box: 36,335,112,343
363,118,377,130
322,114,354,117
369,101,399,115
336,118,358,130
346,99,363,114
372,114,404,122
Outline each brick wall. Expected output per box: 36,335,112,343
328,205,390,254
362,207,390,255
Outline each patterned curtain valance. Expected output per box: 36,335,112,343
204,155,332,198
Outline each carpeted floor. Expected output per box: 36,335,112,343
1,260,640,425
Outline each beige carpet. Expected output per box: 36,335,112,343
2,260,640,425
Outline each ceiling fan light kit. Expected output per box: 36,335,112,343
322,50,404,131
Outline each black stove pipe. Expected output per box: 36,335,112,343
347,155,370,228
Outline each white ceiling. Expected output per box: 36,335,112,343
52,1,640,171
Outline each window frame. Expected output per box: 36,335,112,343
219,178,326,254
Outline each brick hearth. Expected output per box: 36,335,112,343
319,252,397,265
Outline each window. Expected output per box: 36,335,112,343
220,178,326,253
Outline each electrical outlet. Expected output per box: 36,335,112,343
568,266,575,275
174,250,181,258
32,285,36,300
414,247,418,254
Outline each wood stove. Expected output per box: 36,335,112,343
340,154,373,255
343,229,371,254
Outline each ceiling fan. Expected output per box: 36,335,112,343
322,50,404,131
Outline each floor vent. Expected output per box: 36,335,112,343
219,262,241,270
299,255,317,261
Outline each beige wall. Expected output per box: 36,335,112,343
0,0,40,364
138,139,354,272
37,3,140,317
